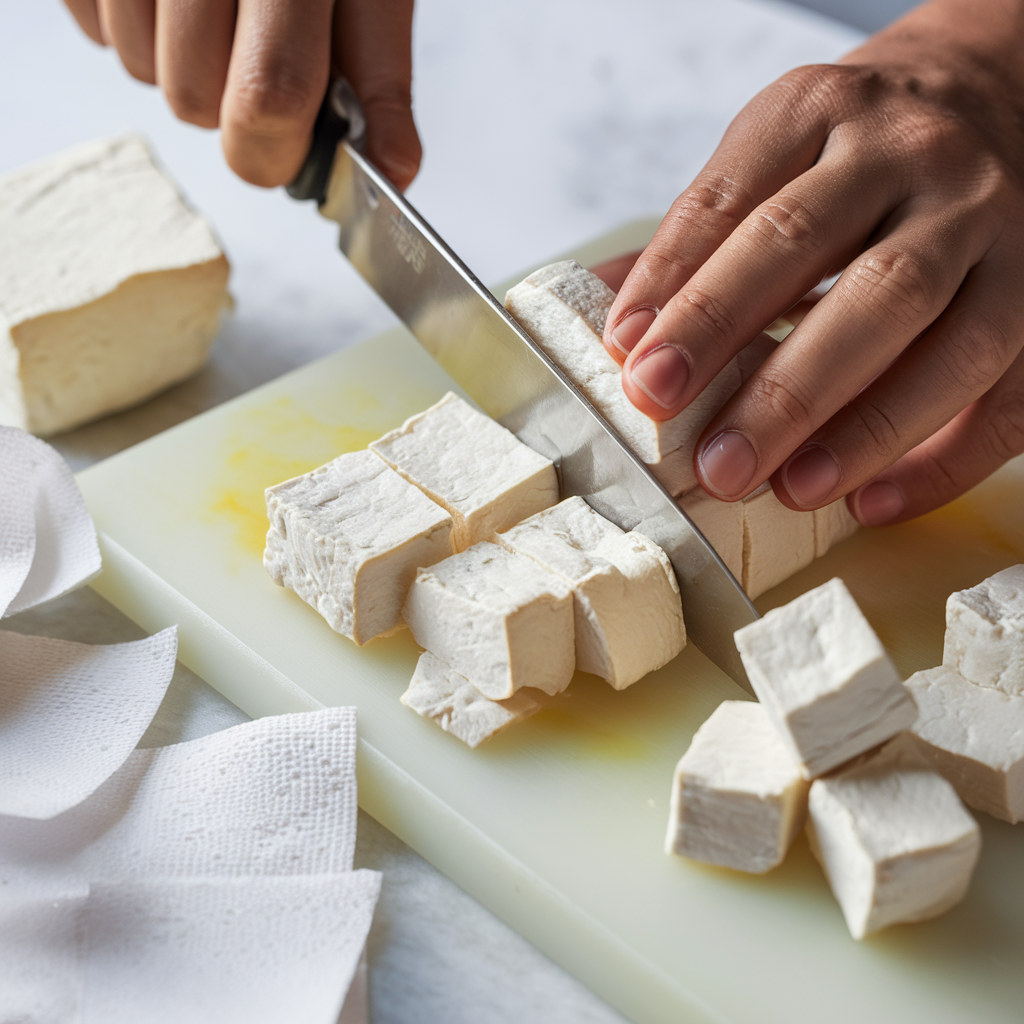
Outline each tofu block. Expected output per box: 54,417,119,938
400,651,541,748
905,664,1024,823
741,484,816,598
402,542,574,698
505,260,742,495
0,135,230,436
369,392,557,551
807,736,981,939
264,450,454,645
497,497,685,689
943,564,1024,696
665,701,809,873
677,487,743,580
734,577,917,778
813,498,860,558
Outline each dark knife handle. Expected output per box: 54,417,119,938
286,78,367,205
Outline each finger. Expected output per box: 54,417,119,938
620,153,901,420
156,0,235,129
220,0,335,187
333,0,420,191
847,346,1024,526
589,250,642,294
772,253,1024,512
695,202,1000,501
64,0,104,45
96,0,156,82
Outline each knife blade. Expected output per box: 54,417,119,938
290,80,759,690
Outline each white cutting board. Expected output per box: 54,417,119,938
77,221,1024,1024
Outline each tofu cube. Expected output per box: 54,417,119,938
0,135,230,436
741,484,816,598
734,577,917,778
943,565,1024,696
400,651,541,748
264,450,454,645
807,736,981,939
497,497,685,689
402,542,574,699
369,392,557,551
665,701,809,873
677,486,743,581
813,498,860,558
905,664,1024,823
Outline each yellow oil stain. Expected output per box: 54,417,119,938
523,706,647,761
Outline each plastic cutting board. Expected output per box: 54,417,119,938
76,220,1024,1024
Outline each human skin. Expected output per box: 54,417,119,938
62,0,421,190
596,0,1024,527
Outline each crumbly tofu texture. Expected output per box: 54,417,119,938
734,577,917,778
807,736,981,939
741,484,816,599
401,651,541,748
943,564,1024,696
665,701,809,873
0,134,229,436
497,497,685,689
264,450,454,645
906,664,1024,823
369,392,558,551
504,260,741,495
402,542,574,699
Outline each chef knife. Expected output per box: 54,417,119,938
289,79,759,691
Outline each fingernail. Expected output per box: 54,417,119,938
853,480,905,526
610,306,658,356
698,430,758,498
629,344,690,409
782,445,842,508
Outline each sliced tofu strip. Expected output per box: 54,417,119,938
401,651,541,748
665,700,809,873
906,664,1024,823
734,577,917,778
402,542,574,699
943,564,1024,696
370,392,557,552
0,135,229,436
264,450,454,645
497,497,685,690
812,498,860,559
677,487,743,581
807,735,981,939
740,484,815,599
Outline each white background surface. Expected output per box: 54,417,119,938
0,1,869,1021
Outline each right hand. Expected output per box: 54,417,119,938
63,0,422,190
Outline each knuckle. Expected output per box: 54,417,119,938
747,194,824,259
668,171,752,234
678,287,739,345
773,63,862,116
747,368,817,433
844,249,943,328
228,60,322,134
937,308,1018,397
848,400,902,458
983,391,1024,462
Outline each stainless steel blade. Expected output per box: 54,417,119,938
320,140,758,689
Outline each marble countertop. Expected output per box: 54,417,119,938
1,2,863,1020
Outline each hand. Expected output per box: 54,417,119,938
63,0,421,190
599,0,1024,526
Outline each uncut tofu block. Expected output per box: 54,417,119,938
807,737,981,939
264,450,454,645
401,651,541,748
665,701,809,873
402,542,574,699
0,135,230,436
734,577,917,778
370,392,557,551
741,484,816,598
943,564,1024,696
813,498,860,558
906,665,1024,823
677,487,743,581
497,497,685,689
504,260,741,495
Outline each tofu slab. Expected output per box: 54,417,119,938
734,577,917,778
943,564,1024,696
264,450,454,645
677,487,743,581
812,498,860,558
807,736,981,939
905,664,1024,823
402,542,574,699
369,392,557,551
0,135,229,436
665,700,809,873
741,484,816,598
401,651,541,748
497,497,685,689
